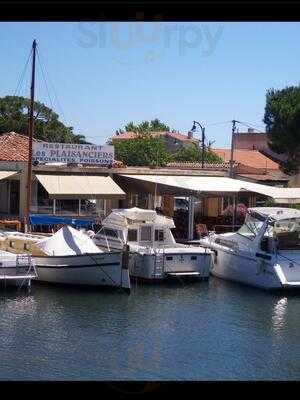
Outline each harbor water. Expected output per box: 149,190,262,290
0,278,299,381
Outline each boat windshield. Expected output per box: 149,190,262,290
273,217,300,250
237,213,264,240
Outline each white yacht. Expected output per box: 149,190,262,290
93,207,212,281
199,207,300,290
0,226,130,292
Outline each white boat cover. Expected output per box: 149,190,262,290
102,207,175,228
121,207,157,221
36,225,102,256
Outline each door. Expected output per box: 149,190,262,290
10,180,20,215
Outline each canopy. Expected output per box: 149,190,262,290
102,207,175,229
35,225,102,256
118,174,300,203
0,171,19,180
35,174,125,199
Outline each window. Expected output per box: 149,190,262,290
55,199,79,215
103,228,119,238
238,214,264,240
274,218,300,250
128,229,138,242
166,256,173,261
140,226,152,241
155,229,164,242
191,256,197,260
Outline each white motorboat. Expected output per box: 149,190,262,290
0,226,130,292
0,250,37,289
93,207,212,281
199,207,300,290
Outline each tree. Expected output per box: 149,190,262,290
124,119,170,133
172,144,222,163
263,86,300,174
114,136,171,167
0,95,89,143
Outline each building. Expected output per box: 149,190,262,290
233,129,269,151
111,130,199,152
233,128,288,164
211,147,289,186
0,131,295,238
0,132,125,222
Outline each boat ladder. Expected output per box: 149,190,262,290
16,254,38,290
154,248,165,278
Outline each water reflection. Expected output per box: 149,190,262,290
271,297,288,334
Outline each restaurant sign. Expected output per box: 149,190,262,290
32,142,114,166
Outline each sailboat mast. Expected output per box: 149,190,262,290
25,39,37,232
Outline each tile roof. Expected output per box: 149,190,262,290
238,174,289,182
167,161,237,170
0,132,38,162
112,131,199,144
212,148,280,170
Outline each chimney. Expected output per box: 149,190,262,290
188,131,193,139
248,128,254,133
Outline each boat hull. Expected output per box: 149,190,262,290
203,242,300,290
129,249,212,281
33,252,130,290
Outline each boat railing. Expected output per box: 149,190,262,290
0,252,38,292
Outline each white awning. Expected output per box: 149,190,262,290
35,174,125,199
119,174,300,203
0,171,19,181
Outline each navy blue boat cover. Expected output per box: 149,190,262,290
29,214,95,227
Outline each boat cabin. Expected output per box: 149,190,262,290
234,207,300,253
94,207,178,251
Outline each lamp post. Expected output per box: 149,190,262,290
189,120,206,168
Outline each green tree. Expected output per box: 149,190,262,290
114,136,171,167
263,86,300,174
0,95,89,143
124,119,170,133
172,144,222,163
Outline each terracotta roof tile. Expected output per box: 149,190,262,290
0,132,38,162
167,161,237,170
238,173,289,182
212,148,280,170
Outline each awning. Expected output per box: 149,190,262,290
35,174,125,199
0,171,19,180
118,174,300,203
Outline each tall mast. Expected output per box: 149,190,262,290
25,39,37,232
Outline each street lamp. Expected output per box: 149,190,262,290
189,120,206,168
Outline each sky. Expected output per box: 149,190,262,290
0,22,299,147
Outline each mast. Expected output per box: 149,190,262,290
25,39,37,232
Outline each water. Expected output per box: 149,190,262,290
0,278,299,381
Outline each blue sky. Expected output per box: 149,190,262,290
0,22,299,147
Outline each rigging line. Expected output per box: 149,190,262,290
36,46,68,124
13,47,33,97
36,48,55,113
237,120,266,134
206,120,232,127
